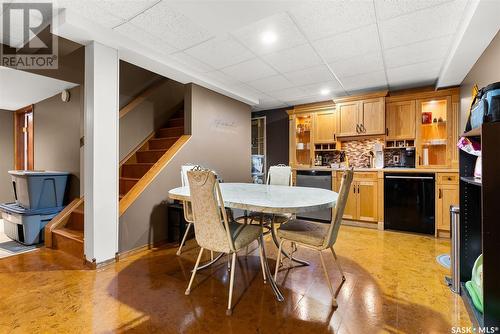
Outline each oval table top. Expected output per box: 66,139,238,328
168,183,338,215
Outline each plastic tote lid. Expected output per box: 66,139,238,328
8,170,70,176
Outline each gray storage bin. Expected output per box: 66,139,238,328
1,208,59,245
9,170,70,209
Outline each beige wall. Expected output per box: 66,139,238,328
34,86,83,200
0,110,14,202
460,31,500,131
119,84,251,252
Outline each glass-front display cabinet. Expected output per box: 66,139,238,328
416,97,452,168
251,117,266,183
289,113,313,167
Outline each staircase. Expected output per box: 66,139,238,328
47,110,185,260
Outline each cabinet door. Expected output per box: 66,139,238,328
289,115,296,166
360,98,385,135
357,180,378,222
313,110,336,143
436,184,459,232
386,100,416,140
341,179,357,220
337,102,359,137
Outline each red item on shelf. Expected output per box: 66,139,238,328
422,112,432,124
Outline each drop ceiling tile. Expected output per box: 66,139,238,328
379,1,467,49
129,1,212,50
247,75,293,93
168,52,214,73
95,0,158,21
203,70,241,86
329,52,384,78
299,81,344,97
57,0,125,28
263,44,322,73
287,95,343,107
340,70,388,91
386,60,442,87
375,0,451,21
313,24,381,63
232,13,307,55
289,1,376,41
383,35,452,69
254,97,288,110
268,87,307,101
184,35,254,69
114,23,178,55
283,65,335,86
221,58,277,82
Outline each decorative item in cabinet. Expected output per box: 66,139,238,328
385,139,415,148
289,113,313,167
416,97,451,167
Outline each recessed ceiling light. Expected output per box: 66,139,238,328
261,31,277,45
320,88,330,96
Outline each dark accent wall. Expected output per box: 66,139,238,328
253,108,290,170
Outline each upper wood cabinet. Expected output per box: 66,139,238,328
334,92,387,137
386,100,416,140
313,109,337,143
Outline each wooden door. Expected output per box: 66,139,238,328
313,110,336,143
357,180,378,222
14,105,34,170
436,184,459,232
360,98,385,135
386,100,416,140
337,102,359,137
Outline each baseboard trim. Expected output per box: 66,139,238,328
115,240,171,261
341,220,378,229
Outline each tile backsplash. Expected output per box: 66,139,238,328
341,137,384,168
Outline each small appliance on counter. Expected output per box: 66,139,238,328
384,147,415,168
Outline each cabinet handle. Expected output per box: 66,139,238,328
439,189,442,199
385,127,389,136
356,124,360,133
353,186,356,194
418,156,422,165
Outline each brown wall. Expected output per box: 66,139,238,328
119,84,251,252
460,31,500,131
34,86,83,200
0,110,14,202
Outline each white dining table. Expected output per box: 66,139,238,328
168,182,338,302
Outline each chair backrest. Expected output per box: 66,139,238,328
181,164,196,223
266,164,292,186
181,164,196,187
187,168,234,253
323,168,354,249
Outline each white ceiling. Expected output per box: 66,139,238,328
0,66,78,110
5,0,498,110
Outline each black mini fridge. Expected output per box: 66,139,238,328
384,173,435,235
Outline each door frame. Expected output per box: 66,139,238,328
14,105,34,170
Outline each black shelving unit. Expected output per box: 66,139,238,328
459,122,500,327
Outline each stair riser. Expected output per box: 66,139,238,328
66,211,84,231
168,118,184,127
157,127,183,138
52,233,83,259
122,164,153,179
148,138,177,150
120,179,139,195
136,150,166,163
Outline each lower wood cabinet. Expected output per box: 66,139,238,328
335,172,378,223
436,173,459,238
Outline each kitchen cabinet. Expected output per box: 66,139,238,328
289,113,313,167
436,173,459,238
386,100,416,140
334,92,387,137
313,110,336,143
335,172,378,223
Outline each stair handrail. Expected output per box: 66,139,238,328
119,78,167,119
44,197,84,248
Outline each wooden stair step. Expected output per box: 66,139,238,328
65,208,84,231
148,137,178,150
156,126,183,138
120,177,140,195
122,163,154,179
135,150,166,163
52,227,84,259
167,117,184,127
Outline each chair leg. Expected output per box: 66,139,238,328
319,250,337,307
227,252,237,315
257,236,267,283
330,247,346,281
211,250,214,261
177,222,193,256
274,240,284,281
185,247,204,295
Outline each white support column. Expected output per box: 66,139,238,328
84,42,119,264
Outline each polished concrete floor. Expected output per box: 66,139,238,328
0,226,471,333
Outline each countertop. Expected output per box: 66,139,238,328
293,166,459,173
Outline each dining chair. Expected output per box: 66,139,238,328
176,164,196,256
274,168,354,307
185,167,267,315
